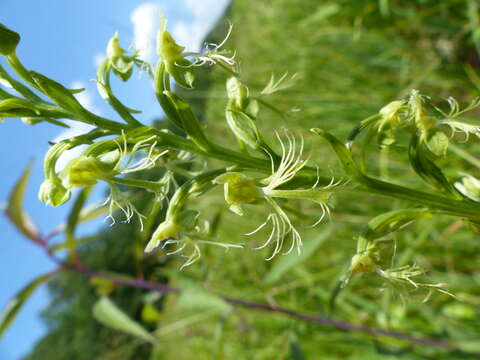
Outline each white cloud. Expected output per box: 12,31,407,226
173,0,231,52
172,22,202,52
130,3,163,63
53,81,99,171
93,52,106,68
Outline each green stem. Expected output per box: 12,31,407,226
105,176,164,193
97,60,143,127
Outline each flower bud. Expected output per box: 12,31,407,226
348,239,379,275
349,252,377,275
157,27,194,88
455,174,480,201
64,156,102,188
145,219,181,253
106,33,133,81
0,23,20,56
106,32,125,59
227,77,249,110
38,177,71,207
157,30,184,62
214,172,260,215
378,100,404,130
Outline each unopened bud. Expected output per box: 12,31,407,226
38,177,71,207
64,156,102,188
214,172,260,215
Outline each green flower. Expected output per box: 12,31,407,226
106,32,134,81
38,177,71,207
63,156,102,188
156,19,194,88
214,172,260,216
145,219,181,253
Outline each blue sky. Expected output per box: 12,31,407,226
0,1,229,359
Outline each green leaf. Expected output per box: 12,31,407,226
4,161,39,241
48,235,98,252
177,283,231,314
0,98,40,117
30,71,87,116
65,187,92,260
0,272,53,338
264,226,334,285
364,208,432,240
289,336,308,360
163,91,211,151
165,57,195,89
311,128,367,184
408,134,457,195
93,296,155,343
455,339,480,353
0,23,20,56
21,117,70,128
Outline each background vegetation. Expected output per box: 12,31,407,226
20,1,480,359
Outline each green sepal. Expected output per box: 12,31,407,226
165,57,194,89
0,23,20,56
225,105,259,149
111,56,134,82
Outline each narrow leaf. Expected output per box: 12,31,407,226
93,296,155,343
0,272,53,338
177,283,230,314
364,208,432,240
65,187,92,261
164,91,211,151
4,161,39,241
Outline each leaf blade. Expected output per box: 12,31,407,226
4,161,39,241
0,272,53,338
93,296,155,343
